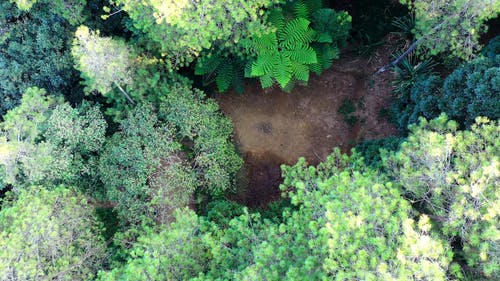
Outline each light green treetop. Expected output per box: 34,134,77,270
0,186,106,281
234,150,452,280
0,87,106,191
72,25,135,103
402,0,500,59
384,114,500,278
112,0,283,70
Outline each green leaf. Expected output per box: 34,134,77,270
283,45,317,64
274,54,293,89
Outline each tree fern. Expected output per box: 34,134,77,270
303,0,323,14
294,1,309,19
310,44,339,74
308,8,351,74
267,9,286,30
193,0,351,93
279,18,316,49
195,53,245,93
283,45,317,64
245,16,318,89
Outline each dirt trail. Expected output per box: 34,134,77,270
215,42,398,207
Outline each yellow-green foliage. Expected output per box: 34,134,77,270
72,25,134,97
112,0,283,71
237,150,452,280
402,0,500,59
385,114,500,278
0,186,106,280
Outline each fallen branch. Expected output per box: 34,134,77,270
374,21,445,74
114,82,135,104
375,38,422,74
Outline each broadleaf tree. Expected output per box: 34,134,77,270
384,114,500,279
0,186,106,281
401,0,500,59
72,25,135,104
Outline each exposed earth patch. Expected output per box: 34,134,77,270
216,41,399,207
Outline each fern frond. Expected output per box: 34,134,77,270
254,33,278,53
282,80,296,93
312,9,351,45
294,1,309,19
279,18,314,49
304,0,323,14
291,63,310,82
308,60,322,75
251,52,279,77
215,61,234,92
259,73,274,88
195,53,222,75
274,54,293,88
228,60,245,94
244,61,253,77
283,45,317,64
310,45,339,74
267,9,285,31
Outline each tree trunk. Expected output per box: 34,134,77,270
374,21,445,74
375,38,422,74
114,82,135,104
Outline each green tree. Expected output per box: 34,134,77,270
0,87,106,191
236,150,452,280
97,208,212,281
384,115,500,278
72,25,135,104
111,0,283,71
401,0,500,60
0,186,106,280
10,0,87,25
98,104,196,225
159,84,243,195
0,2,78,116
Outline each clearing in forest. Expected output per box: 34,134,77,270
215,42,398,206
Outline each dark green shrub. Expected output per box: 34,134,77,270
482,36,500,58
354,136,404,168
391,52,499,132
441,55,500,127
390,75,442,132
0,2,78,116
338,98,359,127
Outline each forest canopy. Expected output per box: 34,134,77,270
0,0,499,280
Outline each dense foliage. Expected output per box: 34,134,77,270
95,116,499,279
98,104,194,225
112,0,283,71
384,115,500,279
0,2,78,116
0,186,105,280
0,87,106,191
0,1,498,280
391,50,499,132
402,0,500,59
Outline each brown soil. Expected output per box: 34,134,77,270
216,39,399,207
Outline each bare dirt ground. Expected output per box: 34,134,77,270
215,41,399,207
